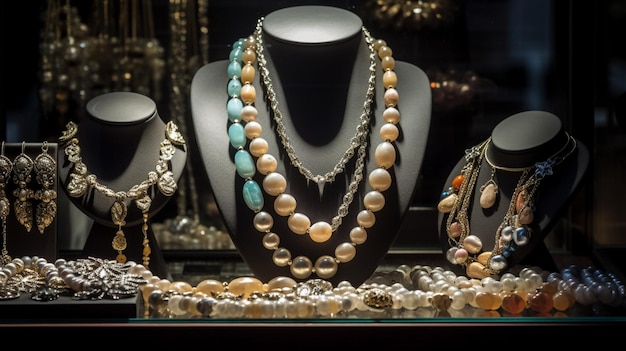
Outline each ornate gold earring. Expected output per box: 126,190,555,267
12,142,35,232
33,141,57,234
0,142,12,263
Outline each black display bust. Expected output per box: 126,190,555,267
438,110,589,276
57,91,187,279
190,6,432,286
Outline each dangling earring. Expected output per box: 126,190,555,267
12,142,35,232
33,141,57,234
0,142,12,263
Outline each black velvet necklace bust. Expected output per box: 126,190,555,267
58,91,187,279
438,110,589,276
191,5,432,286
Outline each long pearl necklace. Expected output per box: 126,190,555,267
438,135,576,279
226,18,400,280
59,121,186,267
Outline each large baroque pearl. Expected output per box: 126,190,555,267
479,183,497,209
462,235,483,254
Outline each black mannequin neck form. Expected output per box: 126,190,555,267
259,6,366,145
486,110,570,168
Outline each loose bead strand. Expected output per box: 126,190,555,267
140,264,626,319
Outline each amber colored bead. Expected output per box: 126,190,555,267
474,291,502,310
540,280,559,295
500,292,527,315
552,290,576,311
377,45,393,59
241,64,255,84
373,39,387,51
383,70,397,89
451,174,464,190
528,291,554,313
381,55,395,71
242,48,256,64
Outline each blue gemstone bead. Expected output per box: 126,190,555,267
242,180,264,212
227,78,242,98
234,149,255,179
232,38,245,48
229,47,243,62
227,98,243,122
228,123,246,149
227,60,242,79
513,227,530,246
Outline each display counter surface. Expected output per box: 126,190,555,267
1,251,624,345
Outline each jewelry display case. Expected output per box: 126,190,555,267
1,0,625,342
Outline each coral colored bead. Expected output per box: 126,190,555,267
500,292,526,315
528,291,554,313
451,174,464,190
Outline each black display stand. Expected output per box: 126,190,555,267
57,92,187,279
190,6,432,286
438,111,590,275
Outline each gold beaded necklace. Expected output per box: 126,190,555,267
226,18,400,280
59,120,186,267
438,134,576,278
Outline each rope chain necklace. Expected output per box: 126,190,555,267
258,34,375,188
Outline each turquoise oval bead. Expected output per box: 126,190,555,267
234,149,255,179
227,78,242,98
232,38,245,49
227,60,242,79
242,180,264,212
229,47,243,62
227,98,243,122
228,122,246,149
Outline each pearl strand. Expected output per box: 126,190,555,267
140,264,626,319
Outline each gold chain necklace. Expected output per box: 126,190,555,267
226,18,400,279
438,135,576,278
59,120,186,267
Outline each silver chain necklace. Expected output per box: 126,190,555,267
254,22,377,231
255,24,377,187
